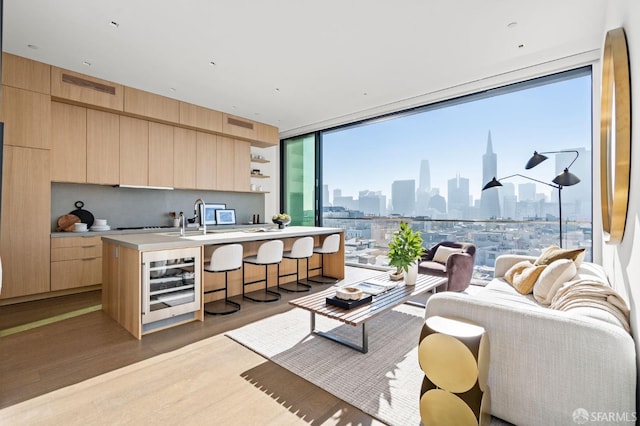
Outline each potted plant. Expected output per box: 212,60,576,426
387,222,426,284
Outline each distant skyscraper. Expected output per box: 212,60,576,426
391,179,415,216
480,131,501,218
323,184,330,206
416,159,432,215
518,183,536,201
448,174,469,215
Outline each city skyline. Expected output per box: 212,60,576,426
322,71,592,209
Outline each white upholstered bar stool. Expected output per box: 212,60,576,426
242,239,283,303
203,244,243,315
278,236,314,293
307,233,341,284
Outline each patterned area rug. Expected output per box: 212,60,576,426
226,304,426,425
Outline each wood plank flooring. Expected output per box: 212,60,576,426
0,267,389,425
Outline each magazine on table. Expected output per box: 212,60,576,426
349,278,398,295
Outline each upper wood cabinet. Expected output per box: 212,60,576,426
0,85,51,149
1,53,50,94
179,102,222,133
222,113,257,140
120,116,149,186
256,122,279,147
234,140,251,191
51,67,124,111
51,102,87,182
148,122,174,188
0,146,51,299
87,109,120,185
124,87,180,123
216,137,236,191
196,132,217,190
173,127,197,189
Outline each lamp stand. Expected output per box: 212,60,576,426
558,186,563,248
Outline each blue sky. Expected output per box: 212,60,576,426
322,71,592,204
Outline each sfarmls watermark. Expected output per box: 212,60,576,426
573,408,637,424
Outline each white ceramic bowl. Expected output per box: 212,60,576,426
94,219,107,226
335,287,363,301
73,223,88,231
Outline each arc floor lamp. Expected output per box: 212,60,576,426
482,150,581,248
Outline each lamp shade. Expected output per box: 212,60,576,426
552,168,581,186
482,177,503,191
525,151,548,169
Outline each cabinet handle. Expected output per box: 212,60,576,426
81,245,97,248
81,257,98,261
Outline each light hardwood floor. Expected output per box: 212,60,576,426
0,267,388,425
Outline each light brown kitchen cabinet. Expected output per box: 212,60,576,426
148,122,174,187
51,66,124,111
1,52,50,94
196,132,217,190
179,102,222,133
51,102,87,182
216,137,235,191
234,140,251,191
87,109,120,185
124,87,180,123
119,116,149,186
222,113,257,140
0,146,51,299
173,127,197,189
50,236,102,291
255,122,279,147
0,85,51,149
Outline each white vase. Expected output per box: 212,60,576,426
405,261,418,286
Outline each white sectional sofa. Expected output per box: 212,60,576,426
424,254,636,426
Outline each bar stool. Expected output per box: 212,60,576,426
242,239,283,303
307,233,341,284
203,244,243,315
278,236,314,293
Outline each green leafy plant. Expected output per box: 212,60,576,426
387,222,426,274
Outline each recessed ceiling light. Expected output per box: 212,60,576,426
209,61,216,66
363,92,368,96
517,43,526,49
109,21,120,28
507,22,518,28
27,44,39,50
169,87,176,92
275,88,280,92
82,61,92,67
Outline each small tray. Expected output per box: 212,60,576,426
326,294,373,310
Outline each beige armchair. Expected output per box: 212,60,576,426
418,241,476,292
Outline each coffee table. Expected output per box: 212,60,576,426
289,273,447,353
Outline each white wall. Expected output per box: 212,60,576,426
603,0,640,408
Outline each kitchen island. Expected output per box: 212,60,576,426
101,226,345,338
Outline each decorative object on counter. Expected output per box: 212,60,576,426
201,203,226,226
56,213,81,231
90,218,111,231
73,222,88,232
215,209,236,225
387,222,426,284
272,213,291,229
69,201,95,227
169,211,179,227
251,169,262,176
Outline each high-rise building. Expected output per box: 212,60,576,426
448,174,469,216
518,183,536,201
323,184,330,206
391,179,415,216
416,159,432,216
480,131,501,218
359,190,386,216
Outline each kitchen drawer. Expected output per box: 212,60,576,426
51,236,102,248
51,236,102,261
51,258,102,291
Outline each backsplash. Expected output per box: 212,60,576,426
51,183,265,231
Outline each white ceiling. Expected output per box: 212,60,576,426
3,0,608,137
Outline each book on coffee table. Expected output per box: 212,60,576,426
350,278,398,295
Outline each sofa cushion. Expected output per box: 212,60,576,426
432,246,462,264
534,245,586,267
533,259,577,305
504,260,546,294
419,260,447,275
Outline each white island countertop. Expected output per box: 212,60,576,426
101,226,344,251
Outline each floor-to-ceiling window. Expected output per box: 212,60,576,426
281,133,317,226
282,67,593,272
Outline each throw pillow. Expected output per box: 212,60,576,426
534,245,586,266
533,258,577,305
504,260,547,295
432,246,462,264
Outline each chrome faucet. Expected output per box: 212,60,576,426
179,212,186,236
194,198,206,235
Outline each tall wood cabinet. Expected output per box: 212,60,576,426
87,109,120,185
0,146,51,298
119,116,149,186
50,102,87,182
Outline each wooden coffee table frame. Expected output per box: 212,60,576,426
289,273,447,353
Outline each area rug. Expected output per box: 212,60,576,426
226,304,426,425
